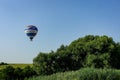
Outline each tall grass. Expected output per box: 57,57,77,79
27,68,120,80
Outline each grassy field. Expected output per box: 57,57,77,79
0,63,33,70
27,68,120,80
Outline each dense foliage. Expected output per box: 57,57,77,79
0,62,8,65
27,68,120,80
1,35,120,80
33,35,120,75
0,65,36,80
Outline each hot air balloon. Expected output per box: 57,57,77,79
25,25,38,41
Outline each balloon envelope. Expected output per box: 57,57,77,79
25,25,38,41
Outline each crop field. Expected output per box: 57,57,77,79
0,63,33,70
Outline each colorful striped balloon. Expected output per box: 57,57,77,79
25,25,38,41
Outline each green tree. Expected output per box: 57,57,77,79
14,67,23,80
110,42,120,68
22,66,36,78
33,52,48,75
33,35,120,75
2,66,15,80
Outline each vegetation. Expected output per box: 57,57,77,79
1,35,120,80
33,35,120,75
0,63,32,70
0,65,36,80
0,62,8,65
27,68,120,80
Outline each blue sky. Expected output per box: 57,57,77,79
0,0,120,63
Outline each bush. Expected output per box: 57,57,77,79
33,35,120,75
0,65,36,80
0,62,8,65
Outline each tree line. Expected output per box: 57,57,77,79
0,66,36,80
33,35,120,75
0,62,8,65
1,35,120,79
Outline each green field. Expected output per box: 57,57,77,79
0,63,33,70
